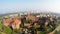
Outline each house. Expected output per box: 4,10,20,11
3,16,21,29
3,17,13,26
26,15,38,21
12,19,21,29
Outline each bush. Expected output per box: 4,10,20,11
38,31,46,34
0,31,2,34
15,29,21,33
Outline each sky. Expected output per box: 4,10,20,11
0,0,60,14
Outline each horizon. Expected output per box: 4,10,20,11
0,0,60,14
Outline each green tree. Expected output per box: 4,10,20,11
25,19,33,23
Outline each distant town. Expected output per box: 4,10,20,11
0,11,60,19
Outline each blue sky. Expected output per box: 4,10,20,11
0,0,60,14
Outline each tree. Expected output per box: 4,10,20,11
25,19,33,24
